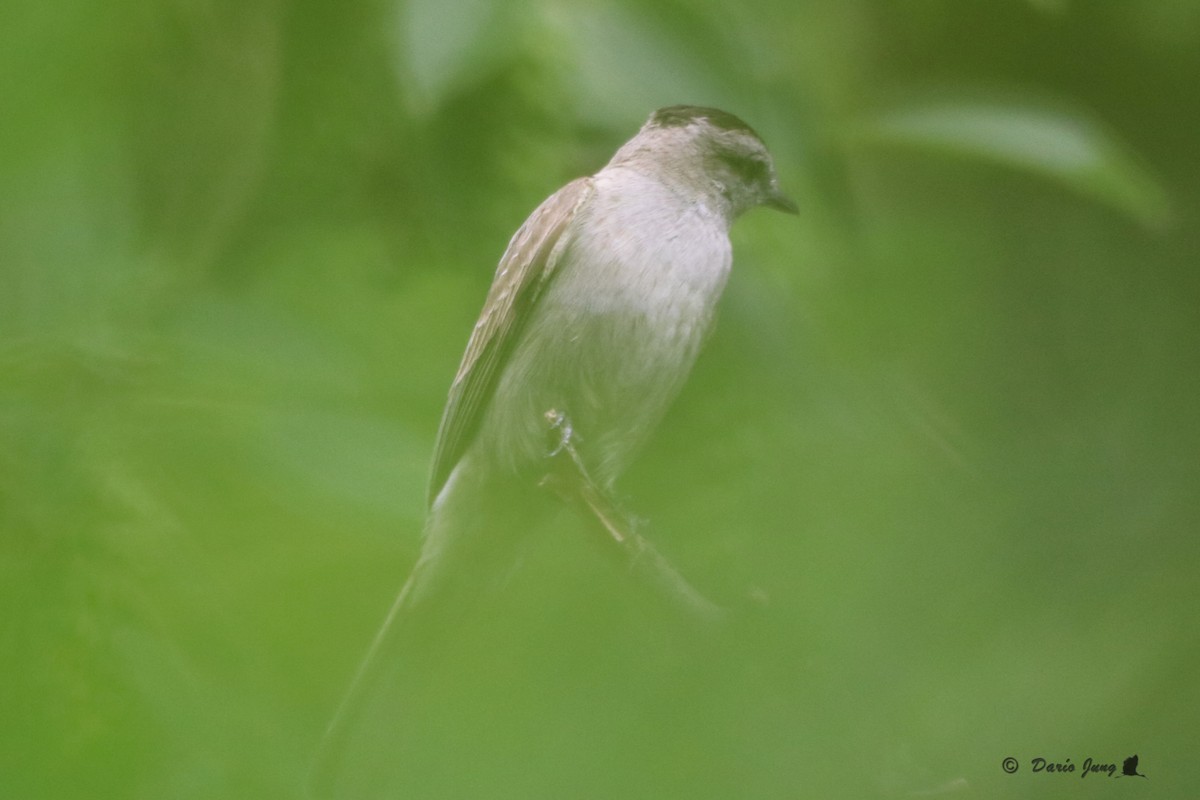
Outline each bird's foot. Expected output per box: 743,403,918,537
543,408,577,458
537,409,724,626
540,408,626,540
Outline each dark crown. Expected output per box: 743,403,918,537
650,105,761,140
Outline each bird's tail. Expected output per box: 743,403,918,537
305,553,426,798
306,458,548,797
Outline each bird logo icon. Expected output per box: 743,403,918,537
1121,755,1147,778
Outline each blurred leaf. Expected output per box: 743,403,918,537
250,409,426,522
128,1,281,270
856,97,1172,229
557,3,730,127
402,0,520,112
1025,0,1069,15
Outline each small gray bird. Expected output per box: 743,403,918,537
311,105,794,794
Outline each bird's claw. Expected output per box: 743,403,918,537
544,408,576,458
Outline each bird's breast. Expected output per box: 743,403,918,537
476,169,736,486
494,171,734,482
561,171,733,338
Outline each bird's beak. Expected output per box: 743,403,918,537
765,184,799,215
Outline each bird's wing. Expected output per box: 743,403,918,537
427,176,595,506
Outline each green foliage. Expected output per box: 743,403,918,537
2,1,1197,797
857,94,1171,228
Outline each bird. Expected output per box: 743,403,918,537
308,105,795,795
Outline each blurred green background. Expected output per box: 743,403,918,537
2,0,1197,797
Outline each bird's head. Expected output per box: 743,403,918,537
609,105,797,219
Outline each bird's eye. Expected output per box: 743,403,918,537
718,152,768,183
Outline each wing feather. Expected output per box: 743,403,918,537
426,177,594,506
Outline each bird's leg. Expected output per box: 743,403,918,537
538,408,726,626
541,408,631,544
544,408,575,458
